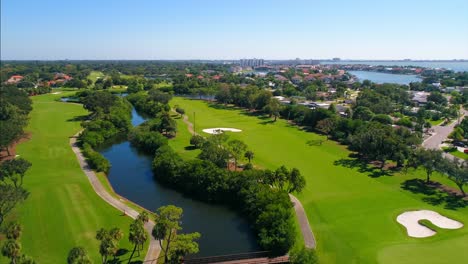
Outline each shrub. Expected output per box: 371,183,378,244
128,125,168,154
189,135,205,148
82,143,110,173
290,247,319,264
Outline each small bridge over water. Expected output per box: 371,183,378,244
183,251,289,264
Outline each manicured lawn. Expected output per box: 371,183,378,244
168,113,200,160
170,97,468,264
87,70,105,83
154,81,173,89
5,93,147,263
442,146,468,160
427,118,443,126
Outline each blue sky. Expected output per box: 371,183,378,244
1,0,467,60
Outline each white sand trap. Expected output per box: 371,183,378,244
397,210,463,238
202,128,242,134
51,92,62,94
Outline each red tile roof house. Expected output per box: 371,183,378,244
54,73,72,83
6,75,24,84
185,74,194,78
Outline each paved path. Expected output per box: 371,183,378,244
70,132,161,263
289,194,316,249
423,110,467,161
423,120,460,150
176,111,317,249
172,111,196,135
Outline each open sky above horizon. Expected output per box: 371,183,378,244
1,0,468,60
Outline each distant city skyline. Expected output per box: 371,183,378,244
1,0,467,60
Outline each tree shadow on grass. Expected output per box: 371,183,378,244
401,178,468,210
207,103,237,111
67,115,89,122
333,157,393,178
115,249,129,257
184,145,197,151
259,119,275,125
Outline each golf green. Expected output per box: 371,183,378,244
6,93,147,263
170,97,468,264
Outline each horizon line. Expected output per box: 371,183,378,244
1,58,468,62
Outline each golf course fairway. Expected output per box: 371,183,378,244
170,97,468,264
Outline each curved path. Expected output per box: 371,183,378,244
178,111,317,249
289,194,316,248
70,132,161,263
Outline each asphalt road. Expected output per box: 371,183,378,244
423,111,466,150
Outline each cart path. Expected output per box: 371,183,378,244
70,132,161,263
289,194,316,249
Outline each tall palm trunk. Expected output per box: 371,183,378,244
128,244,137,264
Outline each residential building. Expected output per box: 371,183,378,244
6,75,24,84
239,58,264,67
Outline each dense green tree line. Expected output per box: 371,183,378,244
0,87,34,263
126,90,172,117
0,86,32,156
152,141,303,254
79,91,132,148
128,122,169,154
78,91,132,172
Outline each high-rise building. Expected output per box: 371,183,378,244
239,58,264,67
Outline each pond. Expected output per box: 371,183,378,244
97,108,259,256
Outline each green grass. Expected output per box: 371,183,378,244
168,113,200,160
154,81,173,89
3,93,148,263
87,71,105,83
109,85,128,93
442,146,468,160
169,97,468,264
427,118,443,126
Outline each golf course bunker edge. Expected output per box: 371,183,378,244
202,128,242,134
397,210,463,238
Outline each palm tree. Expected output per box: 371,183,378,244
244,150,254,163
128,220,148,263
96,227,122,264
6,222,22,240
137,211,150,224
67,247,91,264
2,239,21,264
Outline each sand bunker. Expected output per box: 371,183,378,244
202,128,242,134
397,210,463,238
51,92,62,94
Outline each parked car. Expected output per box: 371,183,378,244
464,149,468,154
453,141,466,147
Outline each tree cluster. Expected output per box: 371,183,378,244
408,148,468,196
152,145,303,254
1,222,35,264
79,91,132,148
0,86,32,157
